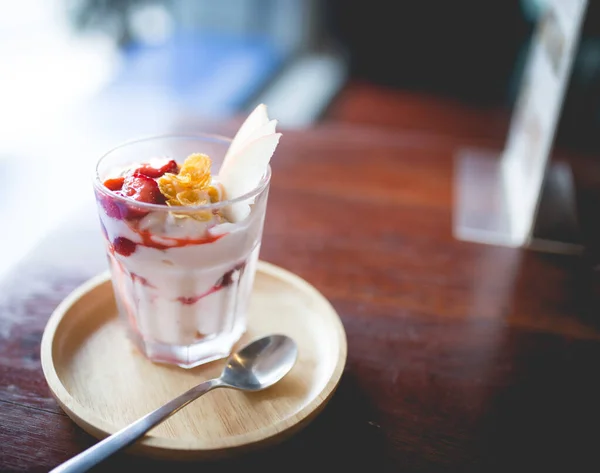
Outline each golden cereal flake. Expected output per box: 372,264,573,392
157,176,179,203
157,153,215,207
190,210,214,222
155,153,221,221
208,184,222,203
176,189,209,206
178,153,212,189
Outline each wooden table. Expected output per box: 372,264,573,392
2,120,600,472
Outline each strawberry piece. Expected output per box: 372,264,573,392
100,167,169,221
114,171,167,220
121,171,166,205
103,177,125,191
97,192,123,220
113,237,137,256
135,159,178,178
119,201,147,220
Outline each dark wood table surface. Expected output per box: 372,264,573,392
2,114,600,472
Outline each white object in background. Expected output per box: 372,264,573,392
255,53,348,128
453,0,588,249
502,0,588,246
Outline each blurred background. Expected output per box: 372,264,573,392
1,0,600,276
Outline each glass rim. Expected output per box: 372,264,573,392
92,133,272,213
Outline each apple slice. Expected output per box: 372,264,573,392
239,119,278,153
219,133,281,222
224,104,269,161
218,104,281,223
219,132,281,194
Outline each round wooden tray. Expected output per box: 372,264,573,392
40,260,347,460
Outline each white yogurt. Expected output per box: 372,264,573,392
98,193,266,347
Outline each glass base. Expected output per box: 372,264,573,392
127,322,246,369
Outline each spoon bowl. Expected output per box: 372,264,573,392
221,334,298,391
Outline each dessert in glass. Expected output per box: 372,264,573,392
92,104,281,368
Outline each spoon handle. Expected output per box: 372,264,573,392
50,378,223,473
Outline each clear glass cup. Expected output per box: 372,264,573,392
92,134,271,368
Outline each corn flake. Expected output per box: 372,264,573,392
176,189,207,206
208,185,221,203
157,153,219,221
157,177,178,202
179,153,212,188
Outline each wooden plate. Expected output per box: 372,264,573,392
40,260,347,460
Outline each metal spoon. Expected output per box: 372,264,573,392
51,334,298,473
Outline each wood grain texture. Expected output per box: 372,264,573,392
40,263,346,459
2,114,600,472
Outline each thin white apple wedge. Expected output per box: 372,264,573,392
219,132,281,222
241,119,278,151
221,199,252,223
222,119,278,173
224,104,269,161
220,132,281,197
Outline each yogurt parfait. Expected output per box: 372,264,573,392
93,104,281,368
